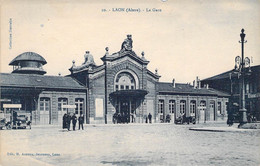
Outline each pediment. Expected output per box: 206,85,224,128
108,56,144,70
101,50,149,66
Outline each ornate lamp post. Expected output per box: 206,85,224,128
234,29,251,126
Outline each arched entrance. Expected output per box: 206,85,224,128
110,71,147,123
110,90,148,123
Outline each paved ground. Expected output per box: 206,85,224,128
189,123,259,132
1,123,260,166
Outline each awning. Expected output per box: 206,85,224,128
109,89,148,98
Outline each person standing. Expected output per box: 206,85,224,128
67,113,71,131
148,113,152,123
78,114,84,130
62,113,67,129
72,113,77,131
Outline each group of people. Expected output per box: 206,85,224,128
145,113,152,123
62,113,84,131
113,112,153,124
113,112,133,124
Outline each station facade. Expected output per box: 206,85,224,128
0,35,229,125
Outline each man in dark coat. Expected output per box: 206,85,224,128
148,113,152,123
72,113,77,131
78,114,84,130
62,113,67,129
67,113,71,131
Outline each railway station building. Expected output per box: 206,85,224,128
0,35,230,125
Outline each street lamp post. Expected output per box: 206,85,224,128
234,29,251,127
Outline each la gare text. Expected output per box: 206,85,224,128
101,8,162,13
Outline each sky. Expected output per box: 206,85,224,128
1,0,259,83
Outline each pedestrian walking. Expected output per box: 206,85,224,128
72,113,77,131
78,114,84,130
67,113,71,131
148,113,152,123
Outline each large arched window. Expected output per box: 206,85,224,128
115,72,136,90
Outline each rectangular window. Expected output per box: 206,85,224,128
131,86,134,90
199,101,206,111
75,98,84,116
126,85,129,90
169,100,175,114
158,100,164,113
120,85,124,90
190,101,196,116
40,98,50,111
116,85,119,91
58,98,68,112
218,102,222,115
40,103,44,111
180,100,186,115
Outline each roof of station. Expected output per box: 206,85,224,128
9,52,47,65
0,73,85,90
202,65,260,81
157,82,230,97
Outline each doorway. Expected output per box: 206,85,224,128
115,99,136,123
209,101,215,121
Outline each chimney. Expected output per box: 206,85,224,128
196,76,199,88
206,84,209,89
172,78,175,88
193,80,196,89
198,79,201,89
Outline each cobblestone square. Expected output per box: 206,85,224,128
1,123,260,166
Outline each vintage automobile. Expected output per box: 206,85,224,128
0,113,11,130
166,114,171,123
13,113,31,129
175,115,196,125
0,118,12,130
0,118,6,130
